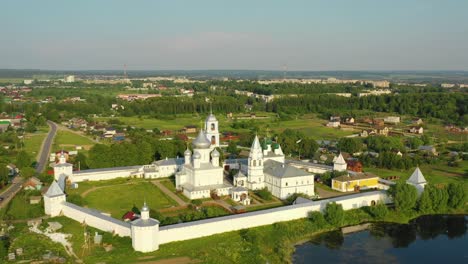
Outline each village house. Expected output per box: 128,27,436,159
409,126,424,134
418,145,438,156
343,117,355,124
326,116,341,128
384,116,400,124
181,125,197,134
23,177,43,191
346,160,363,173
373,119,385,127
412,118,423,125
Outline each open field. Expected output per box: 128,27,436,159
72,180,178,218
22,126,49,159
364,162,468,191
52,130,96,154
96,113,356,139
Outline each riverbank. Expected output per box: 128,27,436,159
287,209,468,263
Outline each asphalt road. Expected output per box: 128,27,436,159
0,177,23,209
36,120,57,174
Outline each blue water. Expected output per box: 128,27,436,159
293,215,467,264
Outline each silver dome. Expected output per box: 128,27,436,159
211,148,220,157
184,148,191,156
205,113,217,122
192,130,211,149
193,151,201,159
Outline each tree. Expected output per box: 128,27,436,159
20,167,36,179
255,187,273,201
16,151,32,169
447,183,466,209
337,138,362,154
226,140,238,156
324,202,344,226
388,183,418,213
299,138,319,159
308,211,327,229
427,185,448,212
418,188,433,213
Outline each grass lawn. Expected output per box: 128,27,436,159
159,179,191,203
81,181,178,218
1,190,45,220
23,127,49,160
53,130,96,154
364,161,468,191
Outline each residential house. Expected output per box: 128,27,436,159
29,196,42,204
327,116,341,128
23,177,43,191
346,160,363,173
412,118,423,125
384,116,400,124
409,126,424,134
376,126,389,136
182,125,197,134
418,145,438,156
373,119,384,127
344,117,355,124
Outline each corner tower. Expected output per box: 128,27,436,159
131,202,160,252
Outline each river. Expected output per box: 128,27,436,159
293,215,467,264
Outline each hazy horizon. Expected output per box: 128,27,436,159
2,0,468,71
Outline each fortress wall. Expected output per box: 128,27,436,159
71,169,139,182
159,191,388,245
61,202,131,237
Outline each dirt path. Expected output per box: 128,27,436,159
151,181,188,206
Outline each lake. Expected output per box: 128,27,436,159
293,215,467,264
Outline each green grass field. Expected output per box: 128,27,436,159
364,161,468,191
80,181,178,218
1,190,45,220
96,113,355,140
52,130,97,155
22,127,49,160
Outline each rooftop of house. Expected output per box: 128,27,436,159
333,172,379,182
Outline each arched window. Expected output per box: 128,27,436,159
211,123,215,131
253,160,256,166
211,136,216,144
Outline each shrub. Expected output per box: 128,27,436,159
447,183,466,209
308,211,327,228
388,183,418,213
191,199,203,206
324,202,344,226
255,187,273,201
368,202,389,220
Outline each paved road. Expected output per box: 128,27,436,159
0,177,23,209
36,120,57,174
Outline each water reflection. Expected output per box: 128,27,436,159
294,215,467,264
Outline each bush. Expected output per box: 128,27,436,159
388,183,418,213
308,211,327,228
255,187,273,201
368,203,389,220
191,199,203,206
324,202,344,226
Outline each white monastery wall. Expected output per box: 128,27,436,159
61,202,131,237
158,191,388,244
71,167,141,182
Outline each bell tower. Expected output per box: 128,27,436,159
205,108,219,148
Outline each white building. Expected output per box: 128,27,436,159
406,167,427,194
65,75,75,83
232,136,315,199
175,130,230,199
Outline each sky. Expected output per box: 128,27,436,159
1,0,468,71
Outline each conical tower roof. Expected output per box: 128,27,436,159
249,135,263,158
335,153,346,164
44,181,64,197
407,167,427,184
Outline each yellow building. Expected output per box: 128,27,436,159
332,173,379,192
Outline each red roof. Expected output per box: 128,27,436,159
122,211,137,221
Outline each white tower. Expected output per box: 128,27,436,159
184,148,191,165
53,151,73,181
43,181,66,217
211,148,220,167
131,202,160,252
406,167,427,195
333,153,347,172
205,112,220,148
247,135,265,190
